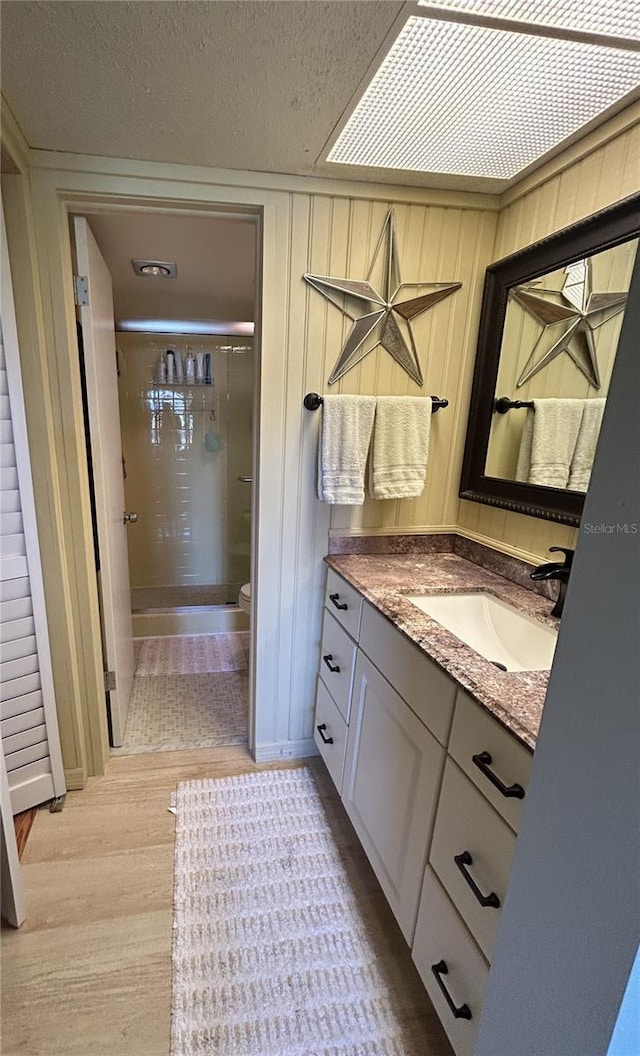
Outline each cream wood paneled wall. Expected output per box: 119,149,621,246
458,119,640,562
314,199,498,535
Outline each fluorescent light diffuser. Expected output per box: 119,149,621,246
328,16,640,179
417,1,640,41
117,319,254,336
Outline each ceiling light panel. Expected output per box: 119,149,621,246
327,18,640,180
417,1,640,41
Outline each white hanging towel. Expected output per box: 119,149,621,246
515,398,584,489
568,397,606,492
317,394,377,504
370,395,432,499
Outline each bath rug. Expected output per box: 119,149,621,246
171,767,448,1055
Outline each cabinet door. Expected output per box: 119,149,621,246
342,650,445,943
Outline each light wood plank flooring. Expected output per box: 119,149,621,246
1,747,452,1056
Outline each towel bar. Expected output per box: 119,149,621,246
303,392,448,412
494,396,534,414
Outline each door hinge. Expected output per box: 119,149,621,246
104,670,116,693
73,274,89,306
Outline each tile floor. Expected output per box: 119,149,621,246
112,633,249,756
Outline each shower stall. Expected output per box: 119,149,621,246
117,332,253,621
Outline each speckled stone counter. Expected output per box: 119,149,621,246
325,552,559,751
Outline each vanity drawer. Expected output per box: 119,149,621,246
449,690,533,832
359,601,455,746
324,569,363,641
318,610,357,723
430,758,516,962
313,679,348,793
412,866,489,1056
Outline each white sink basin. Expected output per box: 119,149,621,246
406,592,557,672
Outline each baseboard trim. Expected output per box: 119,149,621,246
63,766,87,791
132,608,249,637
254,739,319,764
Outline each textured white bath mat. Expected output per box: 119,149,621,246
171,767,449,1056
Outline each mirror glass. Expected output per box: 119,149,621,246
484,237,638,492
460,195,640,525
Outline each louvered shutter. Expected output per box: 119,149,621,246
1,199,66,814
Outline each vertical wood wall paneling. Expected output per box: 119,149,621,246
278,191,314,745
253,190,292,750
458,123,640,561
310,199,500,536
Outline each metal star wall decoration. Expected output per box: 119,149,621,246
303,211,462,386
512,257,628,390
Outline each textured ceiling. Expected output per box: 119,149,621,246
84,210,256,326
1,0,409,182
2,1,635,194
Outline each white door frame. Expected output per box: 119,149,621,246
28,156,333,775
67,196,262,756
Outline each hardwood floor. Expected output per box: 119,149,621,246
13,808,37,860
0,746,452,1056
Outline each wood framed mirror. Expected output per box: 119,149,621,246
460,193,640,526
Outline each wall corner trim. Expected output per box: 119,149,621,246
254,740,319,764
499,100,640,210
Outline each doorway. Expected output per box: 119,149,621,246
72,207,258,757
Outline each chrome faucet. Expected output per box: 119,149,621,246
530,546,575,617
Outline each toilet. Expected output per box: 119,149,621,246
238,582,251,616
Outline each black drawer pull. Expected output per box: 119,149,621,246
323,654,340,673
472,751,525,799
431,961,472,1020
317,723,334,745
329,592,348,611
454,851,500,909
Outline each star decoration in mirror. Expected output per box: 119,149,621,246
513,258,628,389
303,211,461,386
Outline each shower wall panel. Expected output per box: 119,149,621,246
117,332,252,602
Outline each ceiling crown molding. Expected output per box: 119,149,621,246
1,95,30,174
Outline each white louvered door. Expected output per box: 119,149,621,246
0,194,66,815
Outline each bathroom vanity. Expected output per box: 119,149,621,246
312,554,550,1056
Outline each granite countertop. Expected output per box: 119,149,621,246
326,552,559,751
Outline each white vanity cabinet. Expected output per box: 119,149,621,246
313,571,455,942
312,568,536,1056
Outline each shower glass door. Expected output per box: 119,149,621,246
118,334,253,611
